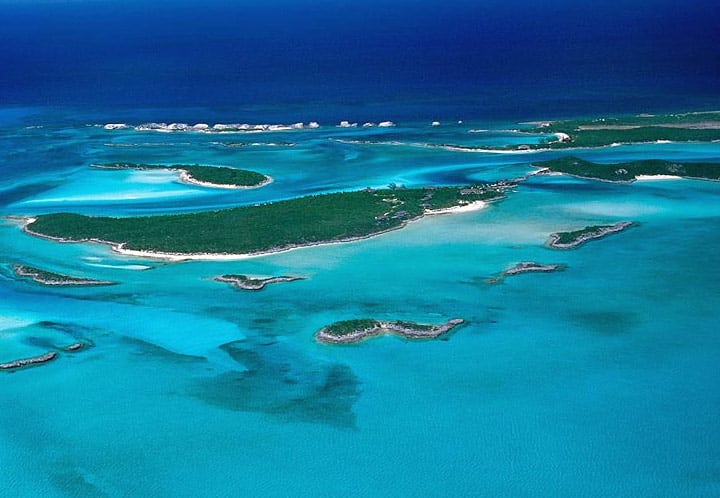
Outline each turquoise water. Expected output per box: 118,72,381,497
1,115,720,497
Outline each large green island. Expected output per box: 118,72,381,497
23,184,508,258
92,162,272,189
533,156,720,182
525,111,720,150
442,111,720,151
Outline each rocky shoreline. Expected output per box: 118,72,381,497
547,221,634,249
213,274,304,290
316,318,464,344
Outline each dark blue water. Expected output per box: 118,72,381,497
1,0,719,122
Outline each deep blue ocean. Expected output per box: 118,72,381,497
2,1,720,497
1,0,719,121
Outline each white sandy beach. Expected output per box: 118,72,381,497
635,175,682,181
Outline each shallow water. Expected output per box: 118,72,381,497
1,111,720,497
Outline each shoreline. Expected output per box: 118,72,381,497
20,199,492,262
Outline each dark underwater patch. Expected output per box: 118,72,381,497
192,341,359,428
568,310,638,335
121,337,207,364
0,181,62,207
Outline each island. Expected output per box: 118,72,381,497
92,162,272,189
547,222,634,249
13,264,116,286
213,274,304,291
315,318,465,344
23,184,508,259
437,111,720,152
533,156,720,182
522,111,720,150
503,261,564,276
0,352,57,371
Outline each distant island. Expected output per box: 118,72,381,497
547,222,634,249
524,111,720,150
434,111,720,152
13,264,116,286
533,156,720,182
316,318,465,344
214,274,304,290
92,162,272,189
24,183,508,259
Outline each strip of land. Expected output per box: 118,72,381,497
23,184,508,260
0,352,57,371
533,156,720,182
316,318,464,344
452,111,720,152
92,162,272,189
13,264,116,286
547,222,634,249
214,274,304,290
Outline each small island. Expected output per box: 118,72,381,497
92,162,272,189
13,264,116,287
547,222,634,249
0,352,57,371
533,156,720,182
213,274,304,291
24,184,507,259
503,261,564,276
315,318,464,344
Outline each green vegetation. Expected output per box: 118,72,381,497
533,156,720,182
393,320,434,331
324,319,380,336
94,162,269,187
13,264,115,286
553,226,611,245
26,186,504,255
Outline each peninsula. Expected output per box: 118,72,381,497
23,184,507,259
533,156,720,182
214,274,304,291
92,162,271,189
13,264,116,286
316,318,465,344
547,222,634,249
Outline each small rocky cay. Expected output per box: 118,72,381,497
213,274,304,291
316,318,464,344
0,352,57,371
547,221,634,249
